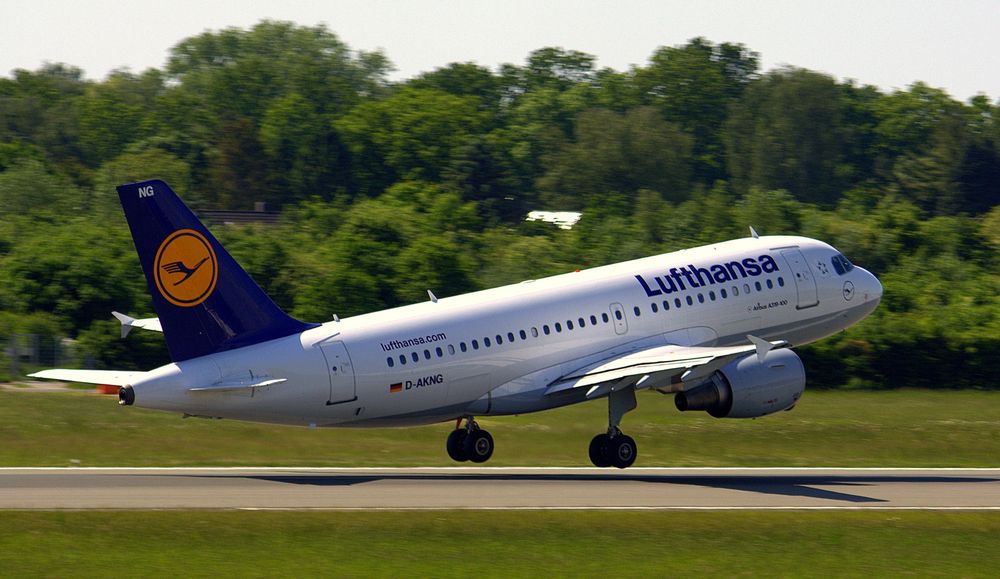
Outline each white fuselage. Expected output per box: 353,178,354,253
129,235,882,427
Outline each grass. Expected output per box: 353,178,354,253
1,510,999,577
1,388,999,467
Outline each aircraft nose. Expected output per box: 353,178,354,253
862,268,883,302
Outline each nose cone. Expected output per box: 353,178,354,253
861,268,883,303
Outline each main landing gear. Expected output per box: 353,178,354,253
588,386,638,469
446,417,494,463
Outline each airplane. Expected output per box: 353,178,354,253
31,180,883,468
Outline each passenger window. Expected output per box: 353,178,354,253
590,315,598,325
423,349,431,360
697,293,705,303
436,347,443,358
555,322,562,333
755,281,762,291
472,340,479,350
662,300,670,311
602,313,610,323
411,352,419,362
520,330,528,340
399,355,406,365
543,325,550,335
733,285,739,296
744,283,751,294
721,288,728,299
674,298,682,308
448,344,455,355
387,357,394,368
566,320,574,330
766,279,773,289
460,342,468,352
778,277,785,287
614,310,623,321
531,327,539,338
508,332,515,342
633,306,641,316
686,296,694,306
651,303,658,313
484,337,491,347
709,291,716,301
496,335,503,345
578,317,586,327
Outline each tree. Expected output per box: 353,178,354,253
0,159,80,218
76,69,164,167
725,68,851,205
259,92,347,204
635,38,759,183
539,107,692,207
336,87,486,191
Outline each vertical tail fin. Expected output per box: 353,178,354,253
116,180,317,362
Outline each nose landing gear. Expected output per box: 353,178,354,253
446,417,494,463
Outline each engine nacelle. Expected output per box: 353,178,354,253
674,348,805,418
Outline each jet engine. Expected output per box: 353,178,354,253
674,348,805,418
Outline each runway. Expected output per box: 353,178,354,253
1,467,999,510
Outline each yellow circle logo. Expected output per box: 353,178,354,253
154,229,218,307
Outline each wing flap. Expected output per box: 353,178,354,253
28,369,148,386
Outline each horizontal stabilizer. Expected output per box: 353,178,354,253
28,369,148,386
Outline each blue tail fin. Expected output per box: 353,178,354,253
116,180,317,362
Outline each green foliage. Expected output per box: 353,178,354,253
0,22,997,387
336,86,486,191
539,107,692,207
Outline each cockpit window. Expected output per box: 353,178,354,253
831,254,854,275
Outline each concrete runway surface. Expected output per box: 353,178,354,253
1,467,999,510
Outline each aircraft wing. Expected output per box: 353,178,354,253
544,335,785,398
28,369,148,386
112,311,162,338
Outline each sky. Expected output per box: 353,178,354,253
1,0,997,102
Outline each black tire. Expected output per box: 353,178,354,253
463,429,494,463
609,434,637,469
446,429,469,462
588,433,612,468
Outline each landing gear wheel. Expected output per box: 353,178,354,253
608,434,637,469
588,433,612,468
463,429,494,463
446,429,469,462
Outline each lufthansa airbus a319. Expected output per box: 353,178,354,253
32,180,882,468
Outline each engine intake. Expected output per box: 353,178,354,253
675,348,805,419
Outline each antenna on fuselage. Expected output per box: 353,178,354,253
749,226,760,239
427,290,438,303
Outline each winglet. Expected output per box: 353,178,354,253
112,311,136,338
747,334,774,362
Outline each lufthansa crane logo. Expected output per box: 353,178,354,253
154,229,218,307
